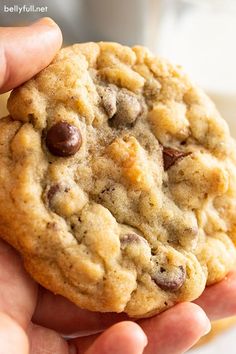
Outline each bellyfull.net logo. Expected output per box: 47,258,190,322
3,4,48,14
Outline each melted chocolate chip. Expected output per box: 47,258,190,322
47,184,60,204
163,147,190,171
46,122,82,157
153,265,186,292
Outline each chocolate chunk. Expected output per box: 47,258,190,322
47,184,60,204
46,122,82,157
163,147,190,171
112,89,141,126
153,265,186,292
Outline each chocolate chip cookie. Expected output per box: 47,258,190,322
1,42,236,317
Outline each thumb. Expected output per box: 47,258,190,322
0,17,62,93
0,312,29,354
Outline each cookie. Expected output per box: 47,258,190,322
0,42,236,318
0,92,10,117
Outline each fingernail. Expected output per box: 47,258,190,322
68,343,77,354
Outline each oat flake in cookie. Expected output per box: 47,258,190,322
1,42,236,318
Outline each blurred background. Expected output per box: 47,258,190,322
0,0,236,352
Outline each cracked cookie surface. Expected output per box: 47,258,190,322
1,42,236,317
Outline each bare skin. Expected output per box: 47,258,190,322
0,18,236,354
